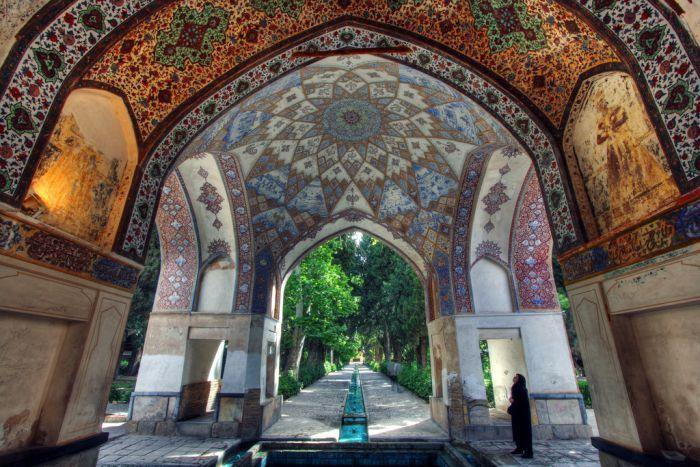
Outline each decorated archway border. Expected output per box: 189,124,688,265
115,23,581,261
278,220,429,286
451,145,494,314
213,153,255,314
274,211,456,317
0,0,697,210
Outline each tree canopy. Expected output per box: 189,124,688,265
280,233,428,370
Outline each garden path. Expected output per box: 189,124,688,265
261,366,352,440
361,366,448,441
262,365,448,441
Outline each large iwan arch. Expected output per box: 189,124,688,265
0,1,698,465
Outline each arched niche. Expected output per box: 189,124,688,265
471,258,514,314
23,88,138,249
563,72,680,237
196,254,235,313
464,145,558,313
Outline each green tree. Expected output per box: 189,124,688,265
282,238,360,376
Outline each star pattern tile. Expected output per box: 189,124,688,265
187,56,514,260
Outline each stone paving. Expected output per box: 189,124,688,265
361,367,448,441
261,366,353,440
97,435,239,466
464,440,601,466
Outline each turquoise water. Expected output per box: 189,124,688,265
338,366,369,442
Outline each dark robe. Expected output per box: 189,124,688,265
508,375,533,454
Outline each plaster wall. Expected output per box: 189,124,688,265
0,313,66,451
197,259,235,312
135,316,189,393
631,306,700,460
0,252,132,453
0,1,52,64
487,338,528,412
566,244,700,460
672,1,700,44
427,316,462,400
471,258,514,313
182,339,223,385
455,313,578,395
136,313,254,394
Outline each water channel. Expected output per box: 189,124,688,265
338,365,369,442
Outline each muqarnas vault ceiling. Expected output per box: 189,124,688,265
181,56,518,265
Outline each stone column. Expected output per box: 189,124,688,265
128,312,188,435
562,223,700,465
0,214,137,463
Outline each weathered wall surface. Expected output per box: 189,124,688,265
0,1,51,63
567,73,679,234
673,0,700,44
631,306,700,460
471,258,514,313
27,90,138,249
0,251,132,453
487,338,528,413
567,243,700,461
0,313,67,451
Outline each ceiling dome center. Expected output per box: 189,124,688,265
322,98,381,142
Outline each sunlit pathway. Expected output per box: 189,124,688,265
360,366,448,441
261,365,354,440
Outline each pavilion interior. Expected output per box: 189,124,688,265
0,1,698,465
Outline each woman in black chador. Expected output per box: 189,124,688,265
507,373,533,458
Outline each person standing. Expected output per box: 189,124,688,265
508,373,533,458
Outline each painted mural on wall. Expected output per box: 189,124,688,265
569,74,680,234
83,0,617,139
25,114,128,245
0,0,52,62
560,198,700,283
452,144,558,313
1,0,698,260
154,151,255,313
0,213,139,290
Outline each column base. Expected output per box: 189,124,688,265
592,437,678,467
0,432,107,466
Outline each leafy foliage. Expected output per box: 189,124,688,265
109,379,136,403
278,370,303,399
480,340,495,408
282,237,360,365
125,233,160,352
578,379,592,408
396,363,432,400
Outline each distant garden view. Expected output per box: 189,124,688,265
112,231,590,408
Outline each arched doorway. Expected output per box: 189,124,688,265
0,1,697,464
